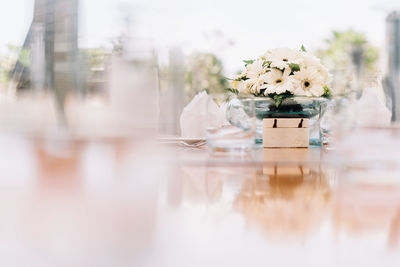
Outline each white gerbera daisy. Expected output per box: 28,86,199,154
298,52,321,69
292,67,325,97
263,68,294,95
318,64,332,83
264,48,302,70
298,52,331,82
246,59,265,79
246,74,268,94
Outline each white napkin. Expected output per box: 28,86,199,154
354,87,392,127
180,91,229,138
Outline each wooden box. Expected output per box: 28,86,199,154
263,118,309,148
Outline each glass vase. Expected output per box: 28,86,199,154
253,97,328,146
254,96,327,146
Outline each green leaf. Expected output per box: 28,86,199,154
273,95,284,107
289,63,300,72
268,92,294,107
243,59,255,65
234,76,249,81
263,61,272,68
322,85,332,98
225,88,239,95
300,45,307,52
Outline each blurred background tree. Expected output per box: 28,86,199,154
184,52,229,102
0,45,30,89
316,29,380,95
158,51,229,134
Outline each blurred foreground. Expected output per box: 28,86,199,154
1,139,400,266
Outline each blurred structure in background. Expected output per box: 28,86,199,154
383,11,400,122
79,47,109,96
105,5,160,133
0,0,165,137
158,47,185,135
12,0,80,94
10,0,80,124
108,46,160,132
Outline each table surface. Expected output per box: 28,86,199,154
1,133,400,267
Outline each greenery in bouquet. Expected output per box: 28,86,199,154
228,46,332,106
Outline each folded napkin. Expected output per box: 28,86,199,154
354,87,392,127
180,91,229,138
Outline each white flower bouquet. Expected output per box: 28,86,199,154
230,47,332,106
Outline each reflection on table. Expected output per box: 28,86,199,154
1,135,400,266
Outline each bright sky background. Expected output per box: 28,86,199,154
1,0,399,74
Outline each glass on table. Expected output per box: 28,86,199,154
206,93,255,152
